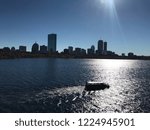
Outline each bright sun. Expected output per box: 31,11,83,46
100,0,114,7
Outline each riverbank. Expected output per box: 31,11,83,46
0,51,150,60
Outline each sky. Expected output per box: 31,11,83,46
0,0,150,55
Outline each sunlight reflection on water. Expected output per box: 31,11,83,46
0,59,150,113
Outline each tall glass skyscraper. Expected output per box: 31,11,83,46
48,34,57,52
97,40,108,55
104,41,107,51
98,40,104,54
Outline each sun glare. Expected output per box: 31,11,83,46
100,0,114,7
96,0,125,44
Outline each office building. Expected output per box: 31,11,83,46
128,52,134,57
19,46,26,52
3,47,10,52
68,46,73,54
104,42,107,51
64,49,69,54
91,45,95,54
98,40,104,54
32,42,39,53
40,45,47,53
87,48,92,55
75,48,81,55
11,47,15,52
48,34,57,53
81,49,86,55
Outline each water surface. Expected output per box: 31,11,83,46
0,58,150,113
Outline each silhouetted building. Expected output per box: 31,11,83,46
19,46,26,52
68,46,73,54
32,42,39,53
48,34,57,53
122,53,126,56
64,49,69,54
81,49,86,55
40,45,47,53
3,47,10,52
104,42,107,51
97,40,108,55
98,40,104,54
87,48,92,55
107,51,115,56
128,52,134,57
11,47,15,52
75,48,81,55
91,45,95,54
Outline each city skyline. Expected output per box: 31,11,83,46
0,33,147,57
0,33,132,56
0,33,138,58
0,0,150,55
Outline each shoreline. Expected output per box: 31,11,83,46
0,51,150,60
0,54,150,61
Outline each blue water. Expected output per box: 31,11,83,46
0,58,150,113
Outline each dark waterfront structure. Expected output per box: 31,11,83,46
40,45,47,54
74,48,82,56
63,48,69,54
87,48,92,55
3,47,10,52
0,33,149,60
48,34,57,53
98,40,104,54
97,40,108,55
19,46,26,52
91,45,95,54
32,42,39,53
128,52,134,57
81,49,86,55
87,45,95,55
11,47,15,52
122,53,126,57
104,42,107,51
68,46,73,54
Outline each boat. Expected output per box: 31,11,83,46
85,81,110,91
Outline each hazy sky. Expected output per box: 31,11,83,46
0,0,150,55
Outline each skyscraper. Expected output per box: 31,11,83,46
104,41,107,51
98,40,104,54
68,46,73,54
48,34,57,52
91,45,95,54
